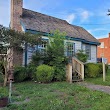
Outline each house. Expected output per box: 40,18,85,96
97,33,110,65
10,0,100,66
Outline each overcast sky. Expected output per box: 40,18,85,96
1,0,110,38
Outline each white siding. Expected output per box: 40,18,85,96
22,46,35,66
23,36,49,65
74,41,82,53
27,47,35,64
22,31,97,65
82,43,97,63
64,40,82,56
88,45,97,63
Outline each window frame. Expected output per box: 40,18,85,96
85,44,91,60
66,41,75,57
36,38,49,54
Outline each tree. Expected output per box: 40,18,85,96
0,25,42,86
0,26,42,53
31,30,68,81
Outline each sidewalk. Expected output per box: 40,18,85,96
78,82,110,94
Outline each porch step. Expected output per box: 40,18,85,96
72,79,83,82
72,72,82,82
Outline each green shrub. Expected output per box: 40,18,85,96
36,64,54,83
0,61,4,74
30,31,68,83
97,63,103,74
0,74,3,83
105,64,108,72
54,67,66,81
0,61,4,83
0,87,8,98
85,63,100,78
26,65,36,79
76,50,88,63
14,66,28,82
14,65,37,82
97,63,108,74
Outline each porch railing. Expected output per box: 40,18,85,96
72,57,84,81
66,57,84,83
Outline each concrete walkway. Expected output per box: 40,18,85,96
78,82,110,94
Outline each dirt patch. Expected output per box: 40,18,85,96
12,97,30,105
78,82,110,94
51,90,65,95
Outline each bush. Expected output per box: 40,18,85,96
85,63,100,78
0,87,8,98
105,64,108,72
30,31,68,82
14,66,28,82
54,67,66,81
0,61,5,74
14,65,37,82
0,74,3,83
76,50,88,63
97,63,103,74
97,63,108,74
26,65,36,80
35,65,54,83
0,62,4,83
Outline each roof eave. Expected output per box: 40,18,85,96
25,29,100,45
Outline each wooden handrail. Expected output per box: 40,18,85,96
72,57,84,65
72,57,84,80
66,57,85,83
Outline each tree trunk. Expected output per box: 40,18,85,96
3,58,7,87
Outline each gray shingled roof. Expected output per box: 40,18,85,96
21,8,99,44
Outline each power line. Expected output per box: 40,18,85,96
76,22,110,25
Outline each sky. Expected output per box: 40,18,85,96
1,0,110,39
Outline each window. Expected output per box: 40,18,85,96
100,42,104,48
66,42,75,57
85,44,91,60
36,40,48,54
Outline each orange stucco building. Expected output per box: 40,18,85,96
97,34,110,65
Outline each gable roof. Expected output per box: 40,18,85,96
21,8,100,44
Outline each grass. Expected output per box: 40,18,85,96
85,69,110,86
1,81,110,110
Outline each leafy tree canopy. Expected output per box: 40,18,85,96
0,25,42,53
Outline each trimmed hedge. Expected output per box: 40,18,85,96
14,65,36,82
85,63,108,78
26,65,36,80
97,63,108,73
0,61,4,74
35,64,54,83
14,66,28,82
54,67,66,81
0,62,4,83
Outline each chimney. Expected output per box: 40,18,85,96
10,0,23,31
109,33,110,38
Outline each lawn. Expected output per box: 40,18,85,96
85,69,110,86
2,81,110,110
